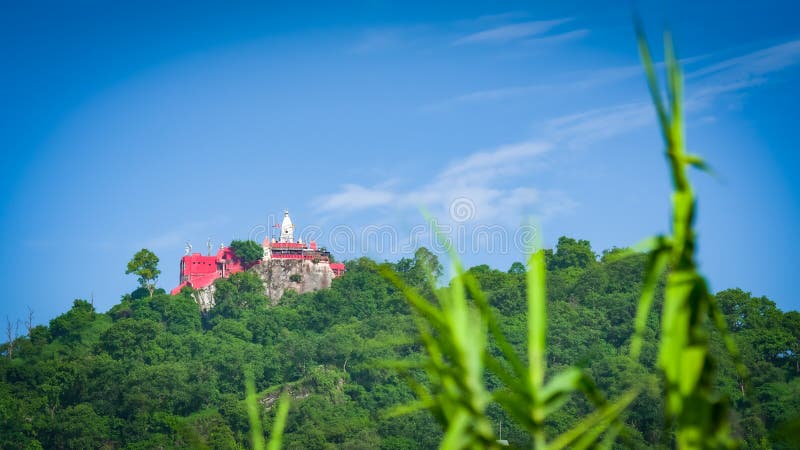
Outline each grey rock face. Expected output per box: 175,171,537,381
192,259,336,310
253,259,336,306
192,284,216,312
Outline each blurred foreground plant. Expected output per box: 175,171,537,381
380,227,637,449
629,24,747,449
246,23,747,450
380,25,749,450
245,371,290,450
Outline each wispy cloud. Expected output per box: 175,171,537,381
522,28,589,46
544,38,800,147
460,11,530,26
316,141,568,225
688,40,800,81
422,85,546,111
544,102,654,147
425,61,671,111
451,85,544,103
347,14,583,56
329,37,800,233
440,141,548,181
686,39,800,102
348,27,424,54
319,184,395,210
453,18,572,45
427,56,711,110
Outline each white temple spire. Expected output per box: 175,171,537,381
280,209,295,243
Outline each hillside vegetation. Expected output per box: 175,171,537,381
1,240,798,449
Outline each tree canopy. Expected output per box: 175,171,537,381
1,240,798,448
230,240,264,266
126,248,161,297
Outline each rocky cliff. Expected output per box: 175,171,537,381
192,259,337,310
253,259,337,306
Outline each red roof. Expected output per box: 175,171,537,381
170,248,245,294
271,242,306,249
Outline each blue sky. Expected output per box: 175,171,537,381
1,1,799,325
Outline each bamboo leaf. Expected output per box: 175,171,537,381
267,394,290,450
539,367,584,415
548,389,639,450
379,266,447,331
630,239,669,359
527,247,547,393
465,272,530,381
634,17,670,144
245,372,266,450
441,409,472,450
385,399,436,418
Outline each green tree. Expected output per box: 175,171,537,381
209,271,267,322
508,261,526,275
783,311,800,374
393,247,442,287
99,318,162,361
546,236,596,271
126,248,161,297
230,240,263,265
49,299,96,344
414,247,442,279
54,403,110,450
3,235,798,449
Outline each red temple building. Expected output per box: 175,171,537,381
171,210,344,295
170,246,244,294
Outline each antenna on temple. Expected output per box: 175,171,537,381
206,237,212,256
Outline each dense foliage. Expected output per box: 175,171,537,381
1,240,797,449
230,240,264,266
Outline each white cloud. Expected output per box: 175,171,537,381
440,141,548,181
318,184,395,211
543,38,800,147
685,39,800,105
450,85,543,103
427,55,713,110
321,39,800,236
522,29,589,46
687,40,800,82
462,11,530,25
544,102,654,147
425,61,648,110
348,27,430,54
422,85,545,111
315,141,565,224
453,18,572,45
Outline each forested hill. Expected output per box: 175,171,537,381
1,237,798,449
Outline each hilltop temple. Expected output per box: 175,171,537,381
171,210,344,307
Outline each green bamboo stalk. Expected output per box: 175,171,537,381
527,247,548,449
245,372,266,450
634,21,745,449
267,393,290,450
